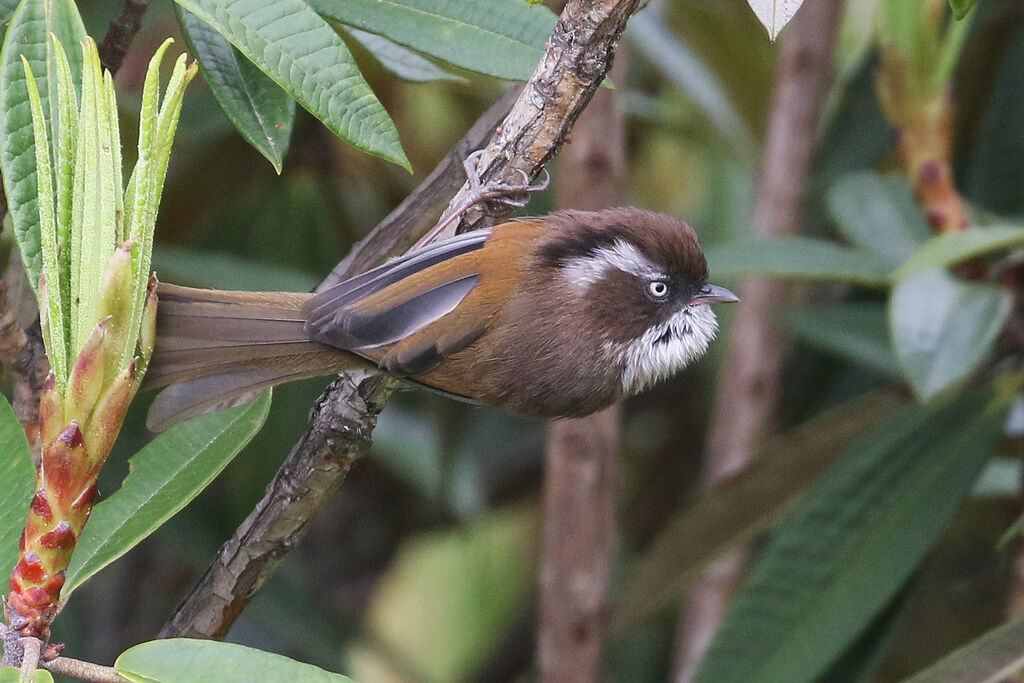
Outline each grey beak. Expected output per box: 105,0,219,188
692,284,739,304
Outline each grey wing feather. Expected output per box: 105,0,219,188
303,229,490,324
310,274,479,349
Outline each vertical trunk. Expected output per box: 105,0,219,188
537,39,627,683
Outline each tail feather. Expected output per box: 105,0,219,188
145,283,358,431
147,363,327,432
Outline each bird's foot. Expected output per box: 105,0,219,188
412,150,549,249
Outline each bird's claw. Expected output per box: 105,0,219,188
461,150,550,210
412,150,550,250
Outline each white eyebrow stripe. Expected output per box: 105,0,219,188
561,240,665,294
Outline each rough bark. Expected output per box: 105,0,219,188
537,42,627,680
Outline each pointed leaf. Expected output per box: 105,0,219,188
0,0,86,292
784,303,900,377
747,0,805,42
903,614,1024,682
176,5,294,173
343,27,464,83
827,172,931,266
613,392,904,630
694,389,1012,683
61,391,271,598
948,0,981,20
894,225,1024,280
0,668,52,683
22,54,67,385
173,0,409,169
116,639,353,683
890,268,1012,399
308,0,556,81
705,237,893,286
0,393,35,580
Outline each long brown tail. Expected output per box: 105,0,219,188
145,284,358,432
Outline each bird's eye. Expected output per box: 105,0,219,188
647,280,670,299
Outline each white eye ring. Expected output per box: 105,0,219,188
648,280,670,298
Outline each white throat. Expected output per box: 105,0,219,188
611,304,718,395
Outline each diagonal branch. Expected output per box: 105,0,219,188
161,0,643,639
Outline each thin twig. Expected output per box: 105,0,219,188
671,2,844,681
45,656,130,683
19,637,41,679
161,0,643,640
537,40,628,683
98,0,151,75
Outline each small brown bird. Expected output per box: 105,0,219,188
145,207,737,431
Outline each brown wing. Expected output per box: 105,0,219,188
303,219,544,376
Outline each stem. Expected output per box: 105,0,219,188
20,637,42,679
45,656,131,683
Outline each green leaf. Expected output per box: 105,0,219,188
903,614,1024,682
0,393,35,581
613,392,905,630
123,45,197,372
176,5,294,173
894,225,1024,280
22,51,67,386
693,389,1011,683
309,0,556,82
934,4,972,87
948,0,981,20
352,506,537,681
784,303,900,377
0,0,86,293
174,0,409,170
69,40,119,355
0,0,19,24
826,172,930,266
116,639,353,683
705,237,893,286
342,26,464,83
0,668,52,683
61,391,271,598
889,268,1012,400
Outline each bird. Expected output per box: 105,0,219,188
144,207,738,431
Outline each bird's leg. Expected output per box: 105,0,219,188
412,150,550,250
